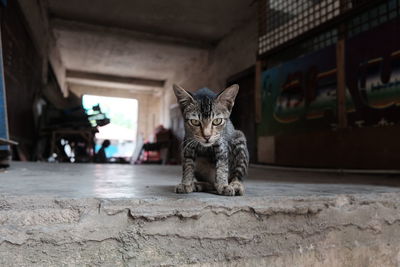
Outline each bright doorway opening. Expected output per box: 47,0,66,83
82,95,138,162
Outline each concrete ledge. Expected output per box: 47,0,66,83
251,163,400,175
1,193,400,266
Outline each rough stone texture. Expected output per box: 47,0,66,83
1,194,400,266
1,162,400,266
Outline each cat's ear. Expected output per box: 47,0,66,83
216,84,239,111
173,84,194,108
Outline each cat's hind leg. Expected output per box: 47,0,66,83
228,130,249,196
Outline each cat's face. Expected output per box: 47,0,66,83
173,84,239,146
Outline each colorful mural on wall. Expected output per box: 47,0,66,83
259,17,400,137
346,18,400,128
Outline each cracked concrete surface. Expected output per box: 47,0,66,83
1,162,400,266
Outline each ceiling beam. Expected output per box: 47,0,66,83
51,18,213,49
69,83,158,99
66,70,165,88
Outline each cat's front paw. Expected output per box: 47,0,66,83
215,184,235,196
230,181,245,196
175,183,194,194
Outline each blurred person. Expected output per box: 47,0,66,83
95,139,111,163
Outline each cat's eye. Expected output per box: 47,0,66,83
189,119,200,126
212,118,223,126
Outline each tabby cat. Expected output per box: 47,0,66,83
173,84,249,196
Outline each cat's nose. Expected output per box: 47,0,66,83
204,135,211,141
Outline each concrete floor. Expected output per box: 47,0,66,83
1,162,400,199
2,162,400,266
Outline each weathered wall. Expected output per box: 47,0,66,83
70,84,161,139
16,0,67,96
14,0,49,82
161,47,210,127
170,16,258,96
167,17,258,139
1,0,42,155
207,17,257,91
1,1,69,159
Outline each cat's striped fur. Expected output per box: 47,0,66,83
173,84,249,196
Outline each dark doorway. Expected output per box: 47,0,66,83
227,66,257,163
